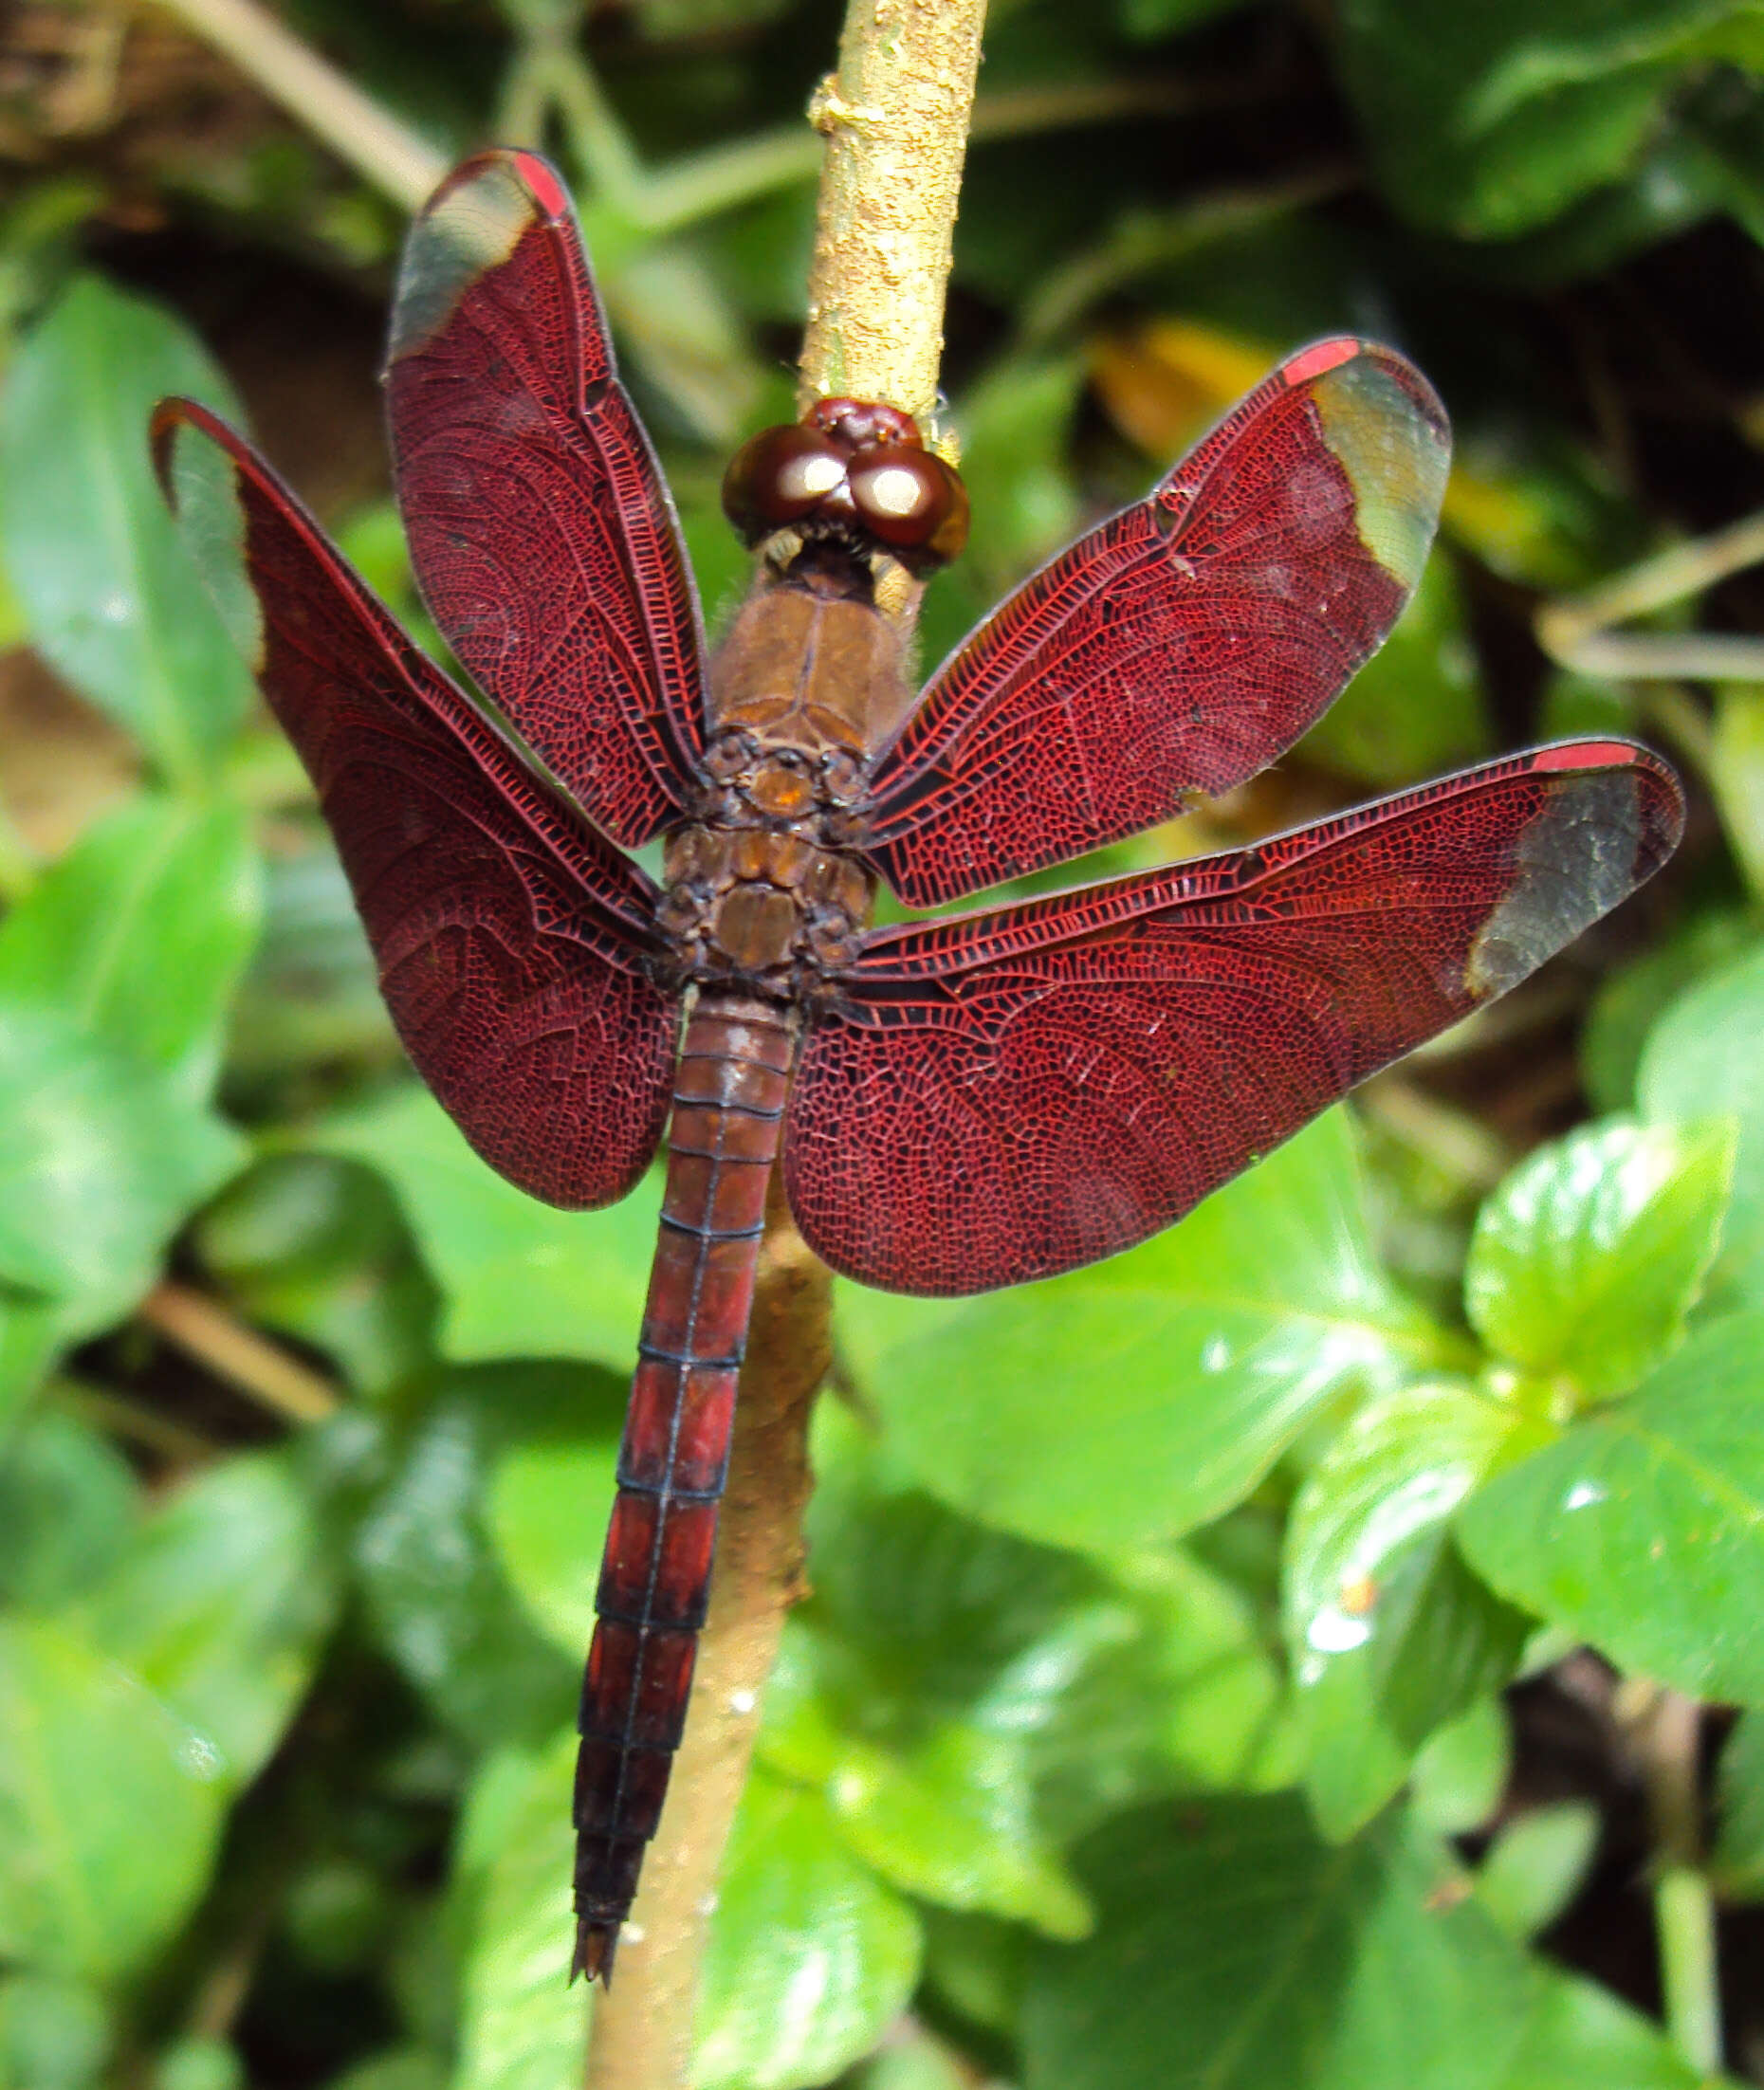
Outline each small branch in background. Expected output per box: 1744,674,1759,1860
138,1281,340,1425
1356,1072,1514,1196
55,1376,217,1464
1536,507,1764,686
143,0,445,210
1624,1681,1723,2078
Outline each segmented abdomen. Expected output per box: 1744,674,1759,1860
570,993,795,1982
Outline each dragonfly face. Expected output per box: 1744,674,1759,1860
151,145,1684,1980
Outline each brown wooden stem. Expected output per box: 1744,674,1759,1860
584,2,984,2077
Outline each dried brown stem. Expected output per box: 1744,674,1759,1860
138,1282,340,1425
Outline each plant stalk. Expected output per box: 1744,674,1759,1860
584,3,984,2077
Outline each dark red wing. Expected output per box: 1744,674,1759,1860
384,150,705,848
860,338,1451,907
153,397,677,1209
788,742,1682,1293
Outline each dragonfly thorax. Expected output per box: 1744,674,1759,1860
657,798,872,996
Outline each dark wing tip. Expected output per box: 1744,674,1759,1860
1526,736,1687,874
417,145,573,225
390,149,578,373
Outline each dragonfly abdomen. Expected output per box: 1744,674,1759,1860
570,993,796,1983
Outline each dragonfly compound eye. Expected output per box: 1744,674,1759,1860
722,424,848,541
848,446,969,564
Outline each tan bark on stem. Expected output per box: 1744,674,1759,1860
586,4,984,2079
584,1183,829,2090
799,0,987,429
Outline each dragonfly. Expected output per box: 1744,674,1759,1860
153,149,1683,1981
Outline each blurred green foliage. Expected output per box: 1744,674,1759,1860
3,0,1764,2084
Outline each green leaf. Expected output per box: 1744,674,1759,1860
1409,1696,1512,1838
846,2027,969,2090
1712,685,1764,906
0,1616,227,1981
1459,1312,1764,1704
153,2037,245,2090
0,1972,110,2090
762,1623,1092,1939
1713,1708,1764,1898
0,1301,57,1446
194,1157,437,1400
75,1452,338,1786
0,1408,135,1609
695,1767,922,2090
1475,1802,1600,1939
1583,910,1755,1115
1642,944,1764,1310
302,1086,660,1369
766,1402,1291,1911
358,1372,585,1747
453,1735,585,2090
452,1742,920,2090
839,1110,1443,1554
1464,1119,1736,1398
1328,0,1751,240
1285,1382,1531,1838
1020,1795,1705,2090
484,1426,620,1659
0,796,260,1105
0,276,253,783
0,1006,243,1336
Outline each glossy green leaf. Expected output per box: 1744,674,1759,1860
0,1616,227,1980
1464,1119,1736,1397
0,1007,243,1337
303,1086,659,1369
1286,1382,1530,1838
0,275,253,782
1459,1312,1764,1704
1713,1708,1764,1898
1021,1796,1705,2090
762,1624,1092,1939
75,1453,337,1786
0,1408,135,1609
359,1372,587,1746
0,796,260,1105
1642,944,1764,1310
766,1402,1290,1911
839,1110,1443,1554
695,1767,922,2090
1410,1696,1512,1837
226,835,392,1077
